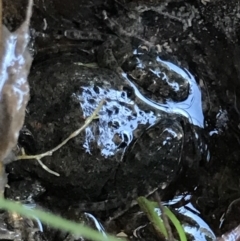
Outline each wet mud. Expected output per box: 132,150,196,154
2,0,240,240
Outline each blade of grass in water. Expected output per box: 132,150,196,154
137,196,168,238
0,198,125,241
151,200,187,241
164,206,187,241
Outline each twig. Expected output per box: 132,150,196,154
36,158,59,176
155,192,174,241
15,99,106,176
25,0,33,27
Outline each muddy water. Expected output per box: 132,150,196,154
2,0,240,240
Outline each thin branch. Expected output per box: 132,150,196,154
15,99,105,176
36,158,59,176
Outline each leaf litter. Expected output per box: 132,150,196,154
0,0,33,195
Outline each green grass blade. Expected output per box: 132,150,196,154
164,207,187,241
151,201,187,241
0,198,125,241
137,196,168,238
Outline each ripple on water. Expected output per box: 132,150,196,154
162,195,216,241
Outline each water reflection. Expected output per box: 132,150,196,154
163,195,216,241
177,203,216,241
124,56,204,128
84,213,106,237
74,86,156,157
24,203,44,232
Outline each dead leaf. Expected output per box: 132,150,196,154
0,0,33,194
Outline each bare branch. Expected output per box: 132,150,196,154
16,100,106,176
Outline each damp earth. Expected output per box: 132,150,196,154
2,0,240,240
